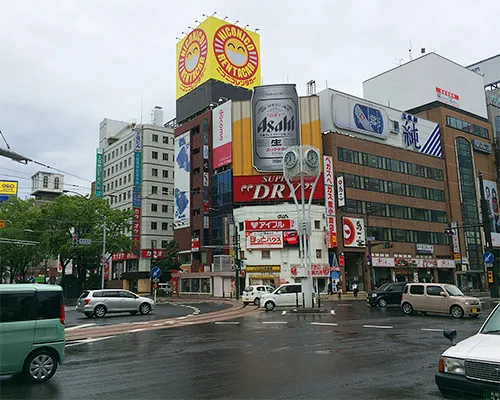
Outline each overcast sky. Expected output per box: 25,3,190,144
1,0,498,198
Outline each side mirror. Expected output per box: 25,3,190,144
443,329,457,346
440,291,447,297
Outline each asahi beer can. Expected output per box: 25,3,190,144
252,84,301,172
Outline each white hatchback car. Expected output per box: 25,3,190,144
435,302,500,399
242,285,274,306
260,283,303,311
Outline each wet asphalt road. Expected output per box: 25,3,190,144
0,300,492,400
65,302,230,327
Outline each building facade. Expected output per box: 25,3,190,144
31,172,64,206
97,107,175,293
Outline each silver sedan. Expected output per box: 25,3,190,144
76,289,155,318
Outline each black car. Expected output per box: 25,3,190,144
366,282,407,307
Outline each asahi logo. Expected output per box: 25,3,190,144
257,115,295,133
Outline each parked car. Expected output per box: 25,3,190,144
0,284,65,383
401,283,481,318
366,282,407,307
242,285,274,306
76,289,155,318
435,302,500,399
260,283,303,311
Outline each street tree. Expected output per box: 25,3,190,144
0,198,47,282
40,195,133,293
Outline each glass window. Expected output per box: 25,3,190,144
0,292,37,322
426,286,443,296
390,159,400,172
42,176,49,188
314,220,321,230
54,177,60,189
367,154,378,168
162,222,168,230
152,134,159,142
261,250,271,259
163,170,168,178
151,221,157,230
152,168,158,177
163,136,168,144
120,291,137,298
343,149,354,163
152,186,158,194
162,204,168,213
409,285,424,295
163,153,169,161
152,151,158,159
151,203,158,212
316,249,322,258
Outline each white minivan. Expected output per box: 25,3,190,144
435,302,500,399
260,283,303,311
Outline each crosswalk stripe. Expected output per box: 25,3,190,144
311,322,338,326
363,325,393,329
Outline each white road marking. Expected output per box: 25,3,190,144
128,328,146,333
262,321,287,324
214,321,240,325
65,323,96,331
363,325,393,329
311,322,338,326
65,336,116,347
281,311,287,315
330,310,336,315
421,328,443,332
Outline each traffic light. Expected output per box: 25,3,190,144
382,242,393,249
72,234,78,247
487,270,494,284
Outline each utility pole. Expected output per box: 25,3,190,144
101,219,106,290
234,225,241,301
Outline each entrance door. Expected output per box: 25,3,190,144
130,280,138,294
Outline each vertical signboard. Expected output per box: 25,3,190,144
336,176,345,207
132,130,142,255
95,148,103,198
323,155,337,248
174,131,191,229
212,100,232,168
480,179,500,247
252,84,301,172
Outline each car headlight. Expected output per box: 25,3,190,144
372,293,377,298
464,300,469,305
440,357,465,375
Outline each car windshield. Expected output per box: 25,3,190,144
377,283,391,291
444,285,464,296
244,286,253,292
481,305,500,334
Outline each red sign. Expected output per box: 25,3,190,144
172,277,179,295
141,249,166,259
339,255,345,267
245,219,294,231
233,174,324,203
291,266,297,276
112,252,139,261
327,216,337,248
132,236,141,250
191,237,200,252
132,221,140,235
104,265,110,280
133,207,141,221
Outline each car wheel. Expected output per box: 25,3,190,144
377,298,387,308
450,305,464,319
254,297,261,306
139,303,151,315
24,349,58,383
402,302,413,315
470,314,480,319
265,301,275,312
94,305,107,318
84,313,93,318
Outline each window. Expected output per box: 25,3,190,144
152,151,158,159
163,136,169,144
0,293,37,322
151,186,158,194
201,252,207,264
152,168,158,177
261,250,271,259
119,178,122,186
128,190,131,199
129,140,132,150
162,187,169,195
54,177,60,189
128,173,132,182
151,203,158,212
426,286,443,296
128,157,132,167
111,166,114,174
43,176,48,188
163,153,169,161
120,291,137,299
193,209,201,216
37,291,63,320
163,170,169,178
446,115,488,139
161,240,168,248
409,285,425,295
316,249,322,258
162,222,168,230
152,134,159,142
119,162,123,170
118,194,122,202
314,220,321,230
162,204,168,213
193,148,200,155
151,221,157,230
193,167,200,176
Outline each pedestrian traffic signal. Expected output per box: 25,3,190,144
487,270,494,284
72,234,78,247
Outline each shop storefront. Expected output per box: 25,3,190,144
372,257,456,287
289,264,331,293
245,265,280,288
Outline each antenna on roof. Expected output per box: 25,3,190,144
409,39,413,61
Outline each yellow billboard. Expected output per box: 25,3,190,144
0,181,18,195
176,17,261,99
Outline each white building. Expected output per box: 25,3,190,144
97,106,175,293
233,204,330,293
31,172,64,205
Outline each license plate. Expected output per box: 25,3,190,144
471,308,477,313
244,298,249,301
484,390,500,400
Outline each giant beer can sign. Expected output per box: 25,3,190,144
252,84,301,172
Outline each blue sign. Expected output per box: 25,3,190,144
134,152,142,186
482,252,494,264
28,277,35,283
330,271,341,280
151,267,161,279
353,104,384,135
0,195,9,202
133,187,141,207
